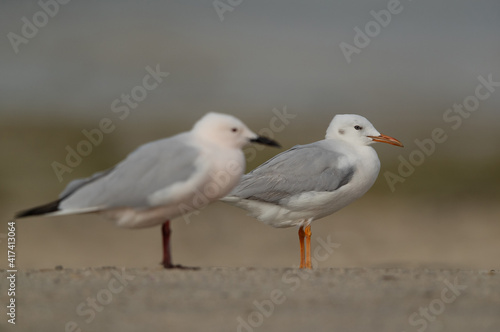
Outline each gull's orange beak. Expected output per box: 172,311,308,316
368,134,404,147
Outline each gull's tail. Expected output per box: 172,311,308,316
15,199,62,219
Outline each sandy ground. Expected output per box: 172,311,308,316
1,267,499,332
3,198,500,270
1,198,500,331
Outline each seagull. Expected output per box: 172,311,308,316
15,112,280,268
222,114,403,269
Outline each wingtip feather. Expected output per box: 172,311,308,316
15,199,62,219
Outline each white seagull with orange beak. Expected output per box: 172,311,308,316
222,114,403,268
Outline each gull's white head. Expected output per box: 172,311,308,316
326,114,403,147
192,112,281,149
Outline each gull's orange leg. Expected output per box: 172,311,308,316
298,226,306,268
305,225,312,269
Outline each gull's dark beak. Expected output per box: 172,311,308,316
368,134,404,147
250,136,281,148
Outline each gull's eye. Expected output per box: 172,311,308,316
231,127,238,133
354,125,363,130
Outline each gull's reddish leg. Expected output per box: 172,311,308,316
305,225,312,269
160,221,199,270
298,226,306,269
162,221,173,268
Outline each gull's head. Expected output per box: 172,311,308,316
326,114,403,147
193,112,281,149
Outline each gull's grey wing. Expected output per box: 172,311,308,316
59,133,200,210
59,168,115,199
229,140,355,204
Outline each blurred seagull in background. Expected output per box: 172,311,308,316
222,114,403,269
15,112,280,268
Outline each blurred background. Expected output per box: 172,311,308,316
1,0,499,270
